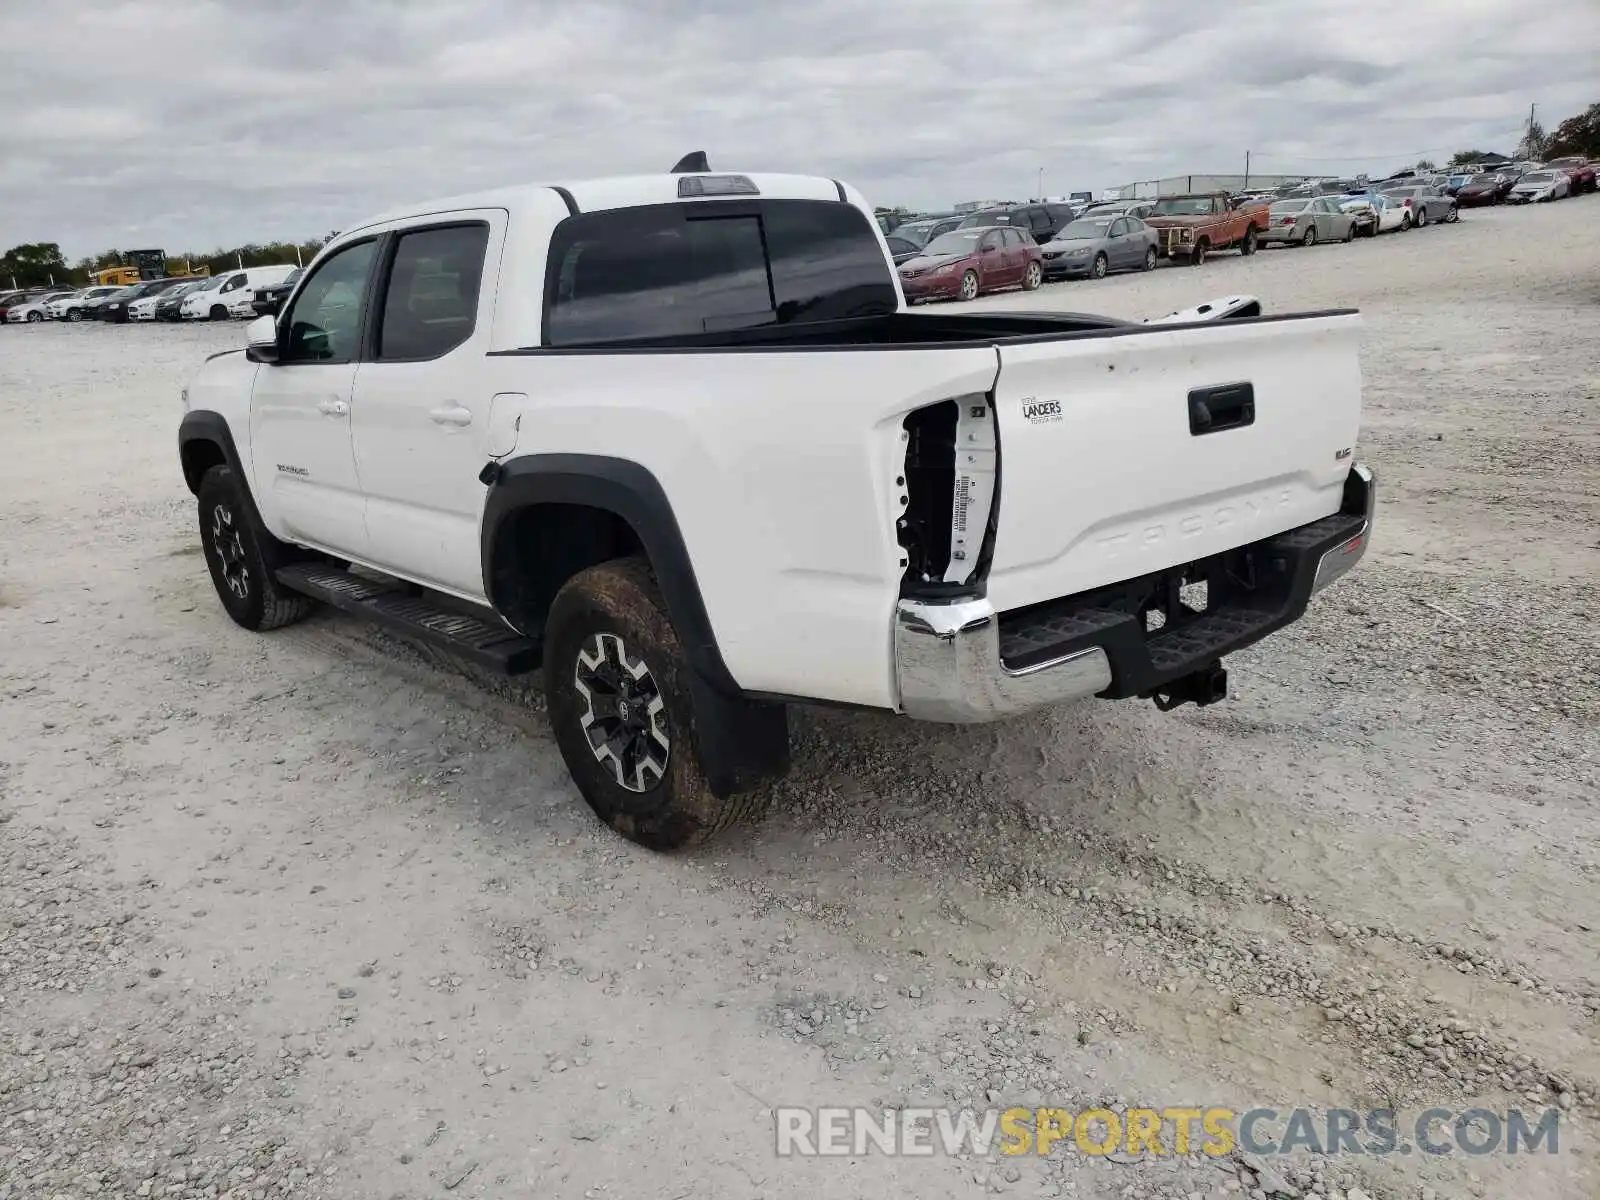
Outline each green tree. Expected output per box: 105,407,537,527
1,242,69,288
1448,149,1500,166
1415,158,1437,171
1546,103,1600,159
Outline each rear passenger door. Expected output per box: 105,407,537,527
349,213,504,599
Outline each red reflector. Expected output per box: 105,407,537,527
1341,535,1363,554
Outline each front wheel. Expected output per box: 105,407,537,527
545,558,756,851
209,304,228,321
1343,221,1356,242
1446,205,1460,223
1190,239,1209,265
1090,253,1108,279
1143,246,1158,271
67,309,83,322
958,270,979,301
1021,261,1042,291
26,311,42,322
196,466,315,632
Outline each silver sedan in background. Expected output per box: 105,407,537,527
1260,196,1357,247
1037,213,1159,279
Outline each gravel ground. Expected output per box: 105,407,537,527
2,196,1596,1200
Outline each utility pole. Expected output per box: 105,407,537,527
1037,167,1044,201
1244,150,1251,191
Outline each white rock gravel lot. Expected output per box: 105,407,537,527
1,197,1597,1200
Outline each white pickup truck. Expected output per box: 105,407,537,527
177,154,1374,850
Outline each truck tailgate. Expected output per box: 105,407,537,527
985,313,1362,613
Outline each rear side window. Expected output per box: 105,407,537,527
377,224,489,360
544,200,896,346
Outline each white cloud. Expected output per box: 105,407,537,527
0,0,1594,257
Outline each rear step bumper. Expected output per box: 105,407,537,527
894,463,1373,722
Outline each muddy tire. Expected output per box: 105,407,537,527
197,465,315,632
545,557,757,851
958,270,979,301
1021,260,1043,291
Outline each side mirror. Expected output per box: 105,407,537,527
244,315,279,364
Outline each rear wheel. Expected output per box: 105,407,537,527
1415,206,1429,227
958,270,979,301
1090,253,1108,279
1143,246,1158,271
1240,226,1258,255
545,558,757,851
1400,211,1413,231
1302,225,1318,247
1021,261,1042,291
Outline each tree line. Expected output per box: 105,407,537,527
3,236,334,291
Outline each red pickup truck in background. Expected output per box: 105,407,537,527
1143,193,1273,265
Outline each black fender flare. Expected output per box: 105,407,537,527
481,453,789,797
481,453,737,694
178,409,245,494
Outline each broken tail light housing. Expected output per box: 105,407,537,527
897,395,999,597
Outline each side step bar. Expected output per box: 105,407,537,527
276,564,541,675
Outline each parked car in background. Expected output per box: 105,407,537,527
129,279,205,321
49,285,124,320
1339,193,1407,235
4,291,74,323
954,202,1075,245
890,216,963,250
98,277,196,323
1037,213,1158,278
222,265,296,318
1442,172,1476,197
149,280,209,321
882,234,923,265
181,266,296,321
1143,193,1270,264
0,290,25,322
1260,197,1357,246
1081,198,1156,220
1454,173,1516,206
1544,157,1597,195
897,226,1043,302
1506,170,1570,204
1379,184,1458,226
41,291,85,319
248,268,302,317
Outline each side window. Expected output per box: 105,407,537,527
1126,217,1147,232
376,224,490,361
219,274,243,293
761,200,899,322
281,239,378,364
1109,219,1128,238
979,232,1001,252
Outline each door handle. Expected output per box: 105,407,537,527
318,397,349,417
429,404,473,428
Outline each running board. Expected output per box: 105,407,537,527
275,564,541,675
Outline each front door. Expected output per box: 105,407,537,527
248,238,379,555
350,214,504,600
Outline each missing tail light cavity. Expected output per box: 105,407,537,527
897,395,998,596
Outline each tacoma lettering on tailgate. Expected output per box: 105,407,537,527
1092,488,1293,559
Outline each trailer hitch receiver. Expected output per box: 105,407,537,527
1150,662,1228,712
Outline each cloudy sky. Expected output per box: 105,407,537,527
1,0,1595,259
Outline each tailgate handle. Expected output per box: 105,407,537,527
1188,382,1255,435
